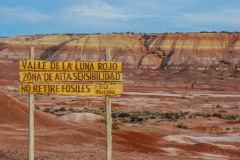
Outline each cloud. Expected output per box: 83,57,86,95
63,0,151,21
180,9,240,27
0,6,51,22
1,0,238,35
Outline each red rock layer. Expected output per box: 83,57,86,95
0,33,240,70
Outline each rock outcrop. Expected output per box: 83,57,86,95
0,33,240,71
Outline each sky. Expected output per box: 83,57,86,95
0,0,240,36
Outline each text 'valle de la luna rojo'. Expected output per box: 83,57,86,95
19,60,122,71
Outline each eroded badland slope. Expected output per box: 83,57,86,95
0,33,240,159
0,33,240,70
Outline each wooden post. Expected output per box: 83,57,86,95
29,47,34,160
105,49,112,160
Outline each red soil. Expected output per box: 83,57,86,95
0,91,70,128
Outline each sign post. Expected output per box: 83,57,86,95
19,48,122,160
105,49,112,160
28,47,34,160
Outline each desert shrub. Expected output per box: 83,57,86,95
94,110,104,116
200,31,209,33
203,113,211,118
226,114,238,120
220,31,230,33
143,111,151,116
194,112,211,118
164,112,178,121
175,113,180,119
71,108,78,112
194,113,202,117
155,112,162,116
130,115,137,122
141,120,148,125
165,112,174,119
83,107,90,112
35,106,40,110
120,118,129,123
59,107,66,112
183,111,190,116
77,109,84,112
176,123,188,130
218,110,227,113
208,125,223,134
68,108,74,112
137,117,144,122
112,123,120,130
118,112,130,117
194,112,210,118
111,113,117,119
216,104,223,108
44,107,55,114
130,115,143,123
130,111,142,116
65,33,74,36
213,113,223,119
44,108,51,112
150,115,156,119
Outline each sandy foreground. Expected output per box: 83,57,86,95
0,65,240,160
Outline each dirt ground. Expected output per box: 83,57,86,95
0,64,240,160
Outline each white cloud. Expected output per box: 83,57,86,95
0,6,51,22
179,9,240,27
63,0,151,21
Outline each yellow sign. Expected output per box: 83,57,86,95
19,60,122,71
19,71,122,82
19,84,123,96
